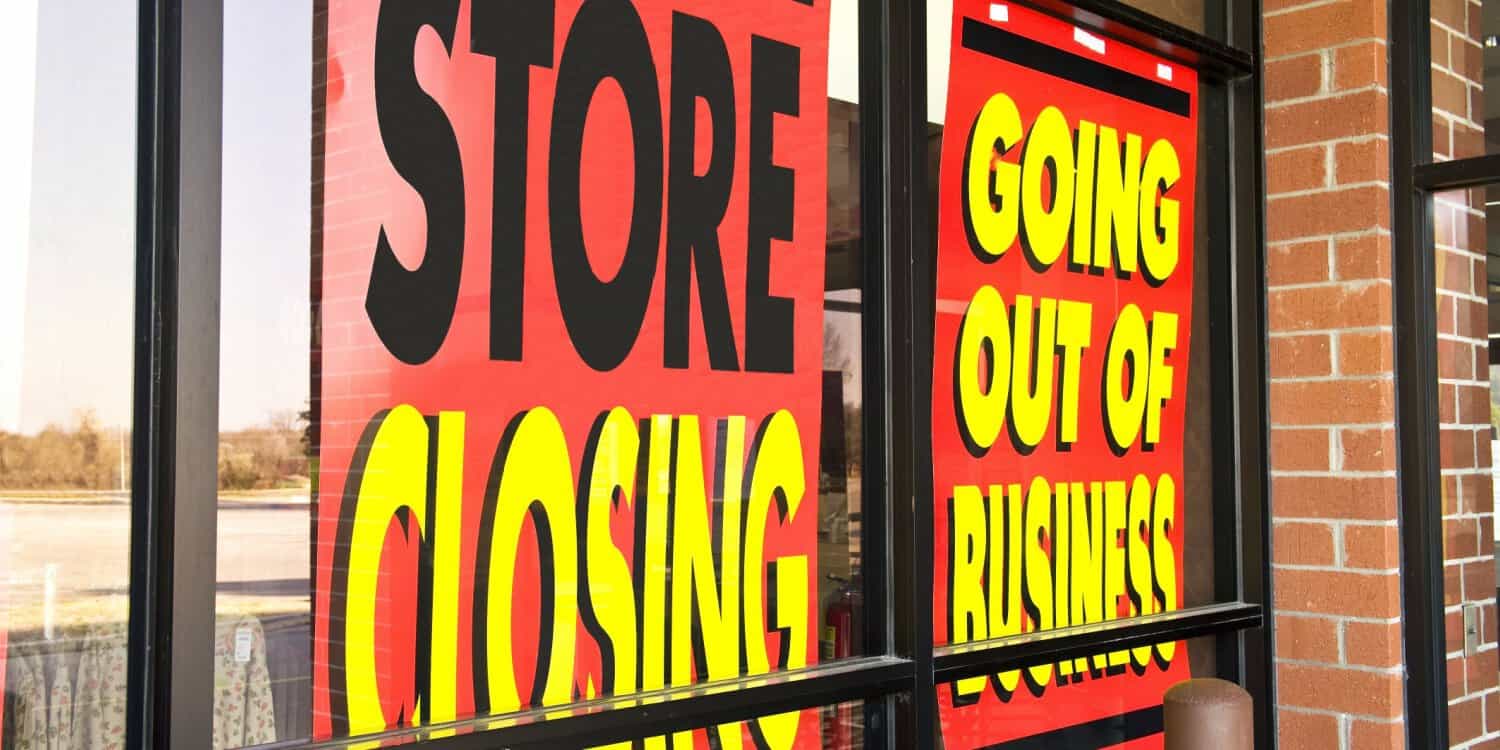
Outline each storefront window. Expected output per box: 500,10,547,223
216,0,866,744
1139,0,1207,32
1432,0,1490,159
214,2,316,744
1486,186,1500,566
0,0,138,747
1435,188,1497,732
936,635,1223,746
0,0,1265,744
629,697,874,749
939,0,1214,39
926,1,1223,746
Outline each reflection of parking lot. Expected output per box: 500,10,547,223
3,494,319,738
3,485,864,626
1,495,312,631
4,486,864,640
3,491,866,743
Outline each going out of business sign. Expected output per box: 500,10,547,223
312,0,831,746
930,2,1200,747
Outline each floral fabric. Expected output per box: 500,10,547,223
69,624,127,749
213,616,276,749
2,616,276,750
2,650,45,749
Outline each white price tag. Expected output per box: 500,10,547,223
235,626,253,663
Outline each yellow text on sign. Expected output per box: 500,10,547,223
962,92,1183,285
333,405,811,749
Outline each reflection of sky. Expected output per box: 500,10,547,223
826,290,863,407
6,0,137,435
219,0,312,430
2,0,311,434
0,0,40,434
829,0,951,121
5,0,877,434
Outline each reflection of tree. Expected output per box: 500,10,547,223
218,411,311,491
823,322,862,475
298,404,315,458
843,403,862,475
0,410,128,490
824,321,851,373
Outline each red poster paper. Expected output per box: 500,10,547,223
312,0,831,746
930,2,1199,747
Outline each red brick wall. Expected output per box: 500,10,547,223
1266,0,1500,743
1262,0,1406,746
1431,0,1500,742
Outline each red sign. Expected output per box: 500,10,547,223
930,2,1199,747
312,0,831,746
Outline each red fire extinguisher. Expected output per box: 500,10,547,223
822,573,862,747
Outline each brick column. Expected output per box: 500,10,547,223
1262,0,1405,746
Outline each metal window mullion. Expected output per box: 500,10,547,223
1395,183,1450,750
280,657,912,750
857,0,899,746
1226,9,1276,748
1414,154,1500,191
877,0,936,745
1203,76,1244,675
932,603,1263,684
126,0,222,747
126,0,166,743
1388,0,1450,740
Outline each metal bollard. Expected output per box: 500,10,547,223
1163,678,1253,750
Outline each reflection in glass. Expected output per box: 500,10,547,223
215,1,867,745
1432,0,1490,158
923,2,1223,744
646,698,870,749
212,1,315,745
1437,188,1498,737
1,1,138,748
923,0,1218,647
937,635,1222,748
1486,187,1500,566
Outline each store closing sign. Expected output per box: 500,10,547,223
312,0,830,746
931,2,1198,748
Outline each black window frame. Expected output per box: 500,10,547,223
1390,0,1500,744
121,0,1270,747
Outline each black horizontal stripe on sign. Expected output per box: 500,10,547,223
961,18,1191,117
979,704,1165,749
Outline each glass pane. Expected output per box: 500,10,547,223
1436,188,1498,743
927,1,1219,747
215,0,867,745
1,0,138,747
1431,0,1490,158
1488,185,1500,580
930,0,1212,40
395,694,888,748
937,635,1226,747
1121,0,1207,33
608,697,874,749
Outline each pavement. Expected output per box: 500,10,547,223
1,495,311,632
1,488,864,634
